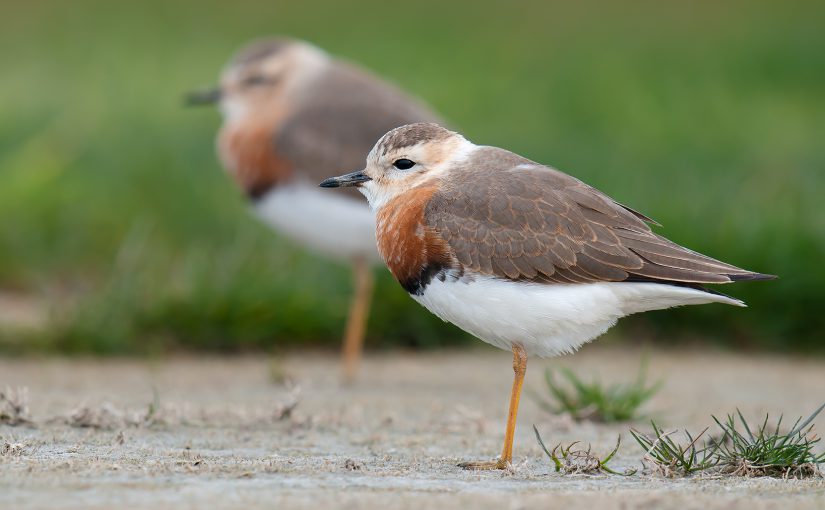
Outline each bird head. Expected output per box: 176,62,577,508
186,38,329,121
320,123,474,210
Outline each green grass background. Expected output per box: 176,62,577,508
1,0,823,353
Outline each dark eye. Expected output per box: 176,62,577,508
242,75,274,87
392,158,416,170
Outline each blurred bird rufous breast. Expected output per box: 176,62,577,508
188,39,444,382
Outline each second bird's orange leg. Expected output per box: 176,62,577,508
460,343,528,470
341,256,373,384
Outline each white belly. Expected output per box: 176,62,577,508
412,276,743,358
253,182,380,263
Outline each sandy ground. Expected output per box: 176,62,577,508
1,345,824,509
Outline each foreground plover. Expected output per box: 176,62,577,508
321,123,774,469
188,39,442,381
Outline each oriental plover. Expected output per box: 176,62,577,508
320,122,774,469
188,39,443,382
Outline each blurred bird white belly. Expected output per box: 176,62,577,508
254,182,379,262
413,276,743,358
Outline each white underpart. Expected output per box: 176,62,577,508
413,276,744,358
254,181,380,263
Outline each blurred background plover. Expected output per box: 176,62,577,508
188,39,444,382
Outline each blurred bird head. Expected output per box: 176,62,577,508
186,38,329,121
320,123,473,210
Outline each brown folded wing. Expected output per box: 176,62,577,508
424,148,772,285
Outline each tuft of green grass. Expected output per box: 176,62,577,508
631,404,825,478
535,362,661,423
711,404,825,478
630,422,719,476
533,425,635,476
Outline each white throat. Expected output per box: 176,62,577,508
358,181,396,212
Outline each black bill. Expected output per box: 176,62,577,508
319,170,372,188
184,87,222,106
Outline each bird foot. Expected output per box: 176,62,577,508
458,459,509,470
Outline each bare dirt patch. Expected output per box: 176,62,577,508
1,346,824,509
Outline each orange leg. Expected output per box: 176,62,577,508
341,256,373,384
460,343,528,470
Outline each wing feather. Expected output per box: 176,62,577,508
424,148,772,285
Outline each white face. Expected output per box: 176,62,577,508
358,134,475,210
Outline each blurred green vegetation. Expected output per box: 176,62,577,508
0,0,823,354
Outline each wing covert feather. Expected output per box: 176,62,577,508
424,148,764,285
